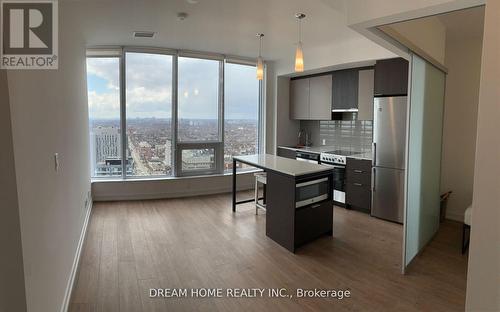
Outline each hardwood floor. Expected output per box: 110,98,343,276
69,192,468,312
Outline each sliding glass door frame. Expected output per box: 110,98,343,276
402,52,446,274
87,46,264,179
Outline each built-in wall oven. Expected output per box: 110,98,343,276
295,177,330,208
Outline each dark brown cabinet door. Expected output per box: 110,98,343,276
345,158,372,211
295,201,333,247
332,69,359,110
374,58,409,96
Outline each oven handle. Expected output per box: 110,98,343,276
320,162,346,169
296,177,328,188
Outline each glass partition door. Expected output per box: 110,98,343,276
403,53,446,272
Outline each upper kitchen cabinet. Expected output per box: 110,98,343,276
309,75,333,119
290,75,332,120
374,58,409,96
357,69,375,120
290,78,310,119
332,69,358,111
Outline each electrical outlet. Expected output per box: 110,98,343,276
322,139,326,146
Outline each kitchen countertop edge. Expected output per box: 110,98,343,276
278,145,373,161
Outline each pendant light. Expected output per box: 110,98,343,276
294,13,306,72
256,33,264,80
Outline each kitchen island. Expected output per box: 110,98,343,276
232,154,334,252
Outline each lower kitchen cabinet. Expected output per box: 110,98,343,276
346,183,371,212
345,158,372,212
295,201,333,246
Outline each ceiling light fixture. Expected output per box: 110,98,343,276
256,33,264,80
294,13,306,72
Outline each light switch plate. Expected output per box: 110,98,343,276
54,153,59,172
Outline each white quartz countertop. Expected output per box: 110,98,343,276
233,154,333,177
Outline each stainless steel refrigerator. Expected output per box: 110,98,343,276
372,96,407,223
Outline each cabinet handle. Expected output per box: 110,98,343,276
311,204,321,209
353,183,363,187
353,170,363,173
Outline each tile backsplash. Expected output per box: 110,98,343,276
300,120,373,151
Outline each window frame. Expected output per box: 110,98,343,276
86,51,124,180
86,46,265,180
123,48,176,178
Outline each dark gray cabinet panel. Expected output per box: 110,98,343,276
295,201,333,246
357,69,375,120
346,183,371,211
374,58,409,96
277,147,296,159
346,158,372,211
266,170,334,252
332,69,359,110
266,172,296,252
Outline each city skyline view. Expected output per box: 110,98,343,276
87,54,260,177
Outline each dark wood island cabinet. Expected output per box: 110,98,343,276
232,154,334,253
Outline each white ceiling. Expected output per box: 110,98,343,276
62,0,371,62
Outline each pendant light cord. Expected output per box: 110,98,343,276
259,36,262,57
298,18,302,43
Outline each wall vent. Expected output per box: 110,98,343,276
133,31,156,38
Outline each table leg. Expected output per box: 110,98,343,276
232,158,237,212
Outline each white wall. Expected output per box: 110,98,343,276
465,0,500,310
440,35,482,221
6,2,91,311
0,70,27,312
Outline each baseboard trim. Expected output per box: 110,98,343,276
93,184,254,202
60,199,93,312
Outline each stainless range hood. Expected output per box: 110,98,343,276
331,109,358,121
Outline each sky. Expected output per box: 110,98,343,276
87,53,259,120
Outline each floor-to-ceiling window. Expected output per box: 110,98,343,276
125,52,173,176
176,56,222,176
86,56,122,178
86,48,263,179
224,62,260,172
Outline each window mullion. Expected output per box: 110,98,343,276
172,53,179,177
120,48,127,179
218,60,225,173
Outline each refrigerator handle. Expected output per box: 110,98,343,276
372,167,376,192
372,142,376,166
